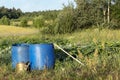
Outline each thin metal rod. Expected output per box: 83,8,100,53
54,43,84,66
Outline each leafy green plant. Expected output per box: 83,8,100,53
33,15,45,28
0,29,120,80
0,16,10,25
54,3,75,34
20,19,28,27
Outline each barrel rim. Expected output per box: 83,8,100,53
29,43,53,46
12,43,29,47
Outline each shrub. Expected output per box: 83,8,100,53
33,15,45,28
20,19,28,27
54,4,75,34
0,16,10,25
41,24,55,34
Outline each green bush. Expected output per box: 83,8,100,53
110,1,120,29
41,24,55,34
20,19,28,27
33,15,45,28
54,4,75,34
0,16,10,25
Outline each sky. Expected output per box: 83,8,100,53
0,0,75,12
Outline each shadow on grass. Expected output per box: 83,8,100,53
55,48,77,62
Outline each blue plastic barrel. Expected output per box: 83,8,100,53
29,43,55,70
11,44,29,68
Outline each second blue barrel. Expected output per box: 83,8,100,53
11,44,29,68
29,44,55,70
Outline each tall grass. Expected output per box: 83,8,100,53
59,28,120,44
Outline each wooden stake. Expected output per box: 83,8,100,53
54,43,84,66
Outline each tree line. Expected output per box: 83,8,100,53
52,0,120,34
37,0,120,34
0,0,120,34
0,6,22,25
0,6,22,19
26,0,120,34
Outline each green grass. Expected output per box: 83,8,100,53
0,28,120,80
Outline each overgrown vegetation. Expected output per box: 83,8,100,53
53,4,75,34
0,16,10,25
0,29,120,79
26,0,120,34
20,18,28,27
0,0,120,79
33,16,45,28
0,0,120,33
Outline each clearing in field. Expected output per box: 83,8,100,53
0,25,38,37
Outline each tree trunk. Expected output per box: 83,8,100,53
103,9,106,23
107,0,110,24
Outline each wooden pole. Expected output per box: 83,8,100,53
54,43,84,66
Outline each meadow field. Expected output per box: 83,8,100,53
0,26,120,80
0,25,38,37
0,0,120,79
